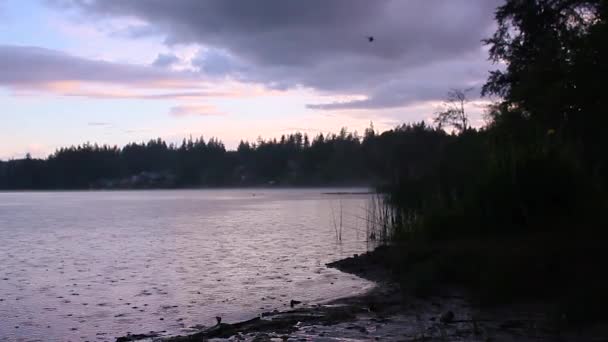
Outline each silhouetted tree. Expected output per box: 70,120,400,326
434,88,471,133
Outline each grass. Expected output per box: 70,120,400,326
330,199,343,241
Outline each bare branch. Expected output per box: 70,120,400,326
434,88,472,133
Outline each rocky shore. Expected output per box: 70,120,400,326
116,246,608,341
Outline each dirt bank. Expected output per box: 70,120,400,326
116,246,608,341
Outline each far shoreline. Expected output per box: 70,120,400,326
0,184,375,194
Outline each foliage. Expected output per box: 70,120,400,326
0,125,434,189
483,0,608,172
377,0,608,242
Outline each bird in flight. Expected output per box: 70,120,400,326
368,36,374,42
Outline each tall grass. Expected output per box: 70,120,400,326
330,199,343,242
363,194,418,242
372,132,606,243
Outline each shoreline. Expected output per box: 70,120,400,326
116,251,398,342
115,246,607,342
0,184,375,193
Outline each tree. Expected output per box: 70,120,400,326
364,121,376,141
482,0,607,133
434,88,472,133
481,0,608,176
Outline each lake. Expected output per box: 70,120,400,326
0,189,375,341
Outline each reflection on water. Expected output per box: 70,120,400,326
0,189,374,341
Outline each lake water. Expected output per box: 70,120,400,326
0,189,375,341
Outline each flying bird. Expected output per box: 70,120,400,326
368,36,374,42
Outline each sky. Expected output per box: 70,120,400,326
0,0,502,159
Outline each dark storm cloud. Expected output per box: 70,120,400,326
50,0,502,109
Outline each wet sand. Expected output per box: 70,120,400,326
116,247,608,341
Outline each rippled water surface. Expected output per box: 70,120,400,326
0,189,374,341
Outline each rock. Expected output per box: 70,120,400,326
440,311,454,323
115,332,159,342
290,300,302,308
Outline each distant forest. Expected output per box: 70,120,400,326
0,123,453,189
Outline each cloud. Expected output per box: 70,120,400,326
56,89,232,99
53,0,503,109
0,45,288,104
0,45,197,89
307,51,490,110
192,48,245,77
152,52,180,68
169,104,225,117
110,23,161,39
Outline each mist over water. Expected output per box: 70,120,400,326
0,189,374,341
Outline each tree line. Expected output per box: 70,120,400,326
0,123,455,190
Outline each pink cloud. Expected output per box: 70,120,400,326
169,104,226,117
